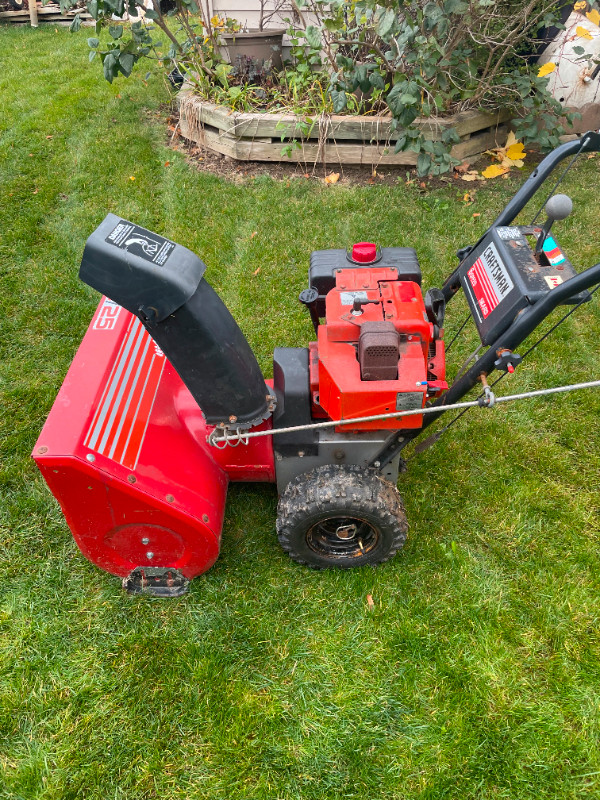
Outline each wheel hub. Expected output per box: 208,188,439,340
306,515,380,559
335,523,358,540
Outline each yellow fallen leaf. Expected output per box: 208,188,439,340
461,171,482,182
506,142,526,161
587,9,600,26
482,164,510,179
538,62,557,77
366,594,375,610
129,176,135,181
576,25,593,39
324,172,340,184
574,0,587,10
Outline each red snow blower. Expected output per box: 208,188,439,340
33,133,600,596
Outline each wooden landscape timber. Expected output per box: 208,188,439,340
178,88,512,167
0,3,93,25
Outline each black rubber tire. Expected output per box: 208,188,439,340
9,0,25,8
276,464,408,569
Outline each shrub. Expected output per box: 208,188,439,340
63,0,574,175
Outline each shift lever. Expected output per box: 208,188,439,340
535,193,573,255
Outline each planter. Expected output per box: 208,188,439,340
178,90,512,168
220,29,286,73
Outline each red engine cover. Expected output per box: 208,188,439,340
315,268,446,431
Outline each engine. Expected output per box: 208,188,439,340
271,243,447,489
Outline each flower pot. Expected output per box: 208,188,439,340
220,29,285,73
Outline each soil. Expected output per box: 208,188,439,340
165,105,548,191
165,107,462,190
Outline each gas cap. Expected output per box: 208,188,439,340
350,242,378,264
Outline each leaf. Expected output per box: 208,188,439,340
482,164,510,179
417,152,432,177
88,49,97,62
144,7,159,19
305,25,321,50
330,89,347,113
576,25,593,39
324,172,339,184
87,37,99,48
587,9,600,26
506,141,526,161
103,52,118,83
119,52,135,77
460,170,482,181
537,62,556,77
109,24,124,40
366,594,375,610
574,0,587,9
69,14,81,32
376,7,396,39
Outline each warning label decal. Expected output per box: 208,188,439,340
466,243,514,319
105,220,176,267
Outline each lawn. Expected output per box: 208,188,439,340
1,23,600,800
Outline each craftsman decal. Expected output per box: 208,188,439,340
93,297,122,331
105,220,176,266
466,243,514,319
84,317,165,469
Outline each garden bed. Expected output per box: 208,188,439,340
178,88,512,167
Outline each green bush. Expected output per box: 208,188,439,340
63,0,574,175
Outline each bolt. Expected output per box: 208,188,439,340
373,461,381,467
298,450,305,457
127,474,136,484
142,537,150,545
37,446,48,455
166,494,174,503
86,453,95,463
202,513,209,524
229,415,237,423
146,551,154,560
334,449,345,460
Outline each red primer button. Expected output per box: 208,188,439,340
352,242,377,263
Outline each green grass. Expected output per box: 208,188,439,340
2,23,600,800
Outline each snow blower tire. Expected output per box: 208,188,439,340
276,464,408,569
